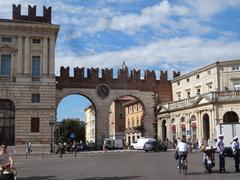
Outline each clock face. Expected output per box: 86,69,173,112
97,84,110,98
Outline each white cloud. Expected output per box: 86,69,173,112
55,36,240,76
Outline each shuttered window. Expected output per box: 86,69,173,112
31,118,39,132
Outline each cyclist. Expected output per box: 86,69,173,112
176,138,188,169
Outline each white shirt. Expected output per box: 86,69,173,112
231,141,239,155
176,142,188,152
216,139,224,154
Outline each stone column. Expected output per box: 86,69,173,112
49,37,55,76
197,111,201,140
42,37,48,75
17,36,23,74
24,36,30,75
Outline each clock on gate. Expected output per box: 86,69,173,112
96,84,110,98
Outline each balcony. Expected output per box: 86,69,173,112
0,75,15,82
163,91,240,111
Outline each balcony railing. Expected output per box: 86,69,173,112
163,91,240,111
0,75,15,82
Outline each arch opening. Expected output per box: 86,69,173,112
202,113,210,142
56,94,96,150
223,111,239,123
0,99,15,145
162,120,167,142
108,95,146,148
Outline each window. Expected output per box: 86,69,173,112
0,54,11,76
177,81,180,86
1,37,12,43
186,78,190,83
177,92,181,100
232,66,240,71
132,118,134,127
128,119,130,128
32,94,40,103
138,103,142,111
196,74,200,79
129,106,132,113
134,105,137,112
207,70,212,75
207,84,212,92
187,91,191,98
32,56,40,80
32,38,41,44
196,88,201,95
119,113,124,119
31,118,39,132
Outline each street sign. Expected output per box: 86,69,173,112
70,133,75,139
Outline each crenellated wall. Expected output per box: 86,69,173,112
56,66,173,103
12,4,52,23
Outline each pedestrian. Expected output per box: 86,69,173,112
231,136,239,172
26,140,32,153
216,134,225,173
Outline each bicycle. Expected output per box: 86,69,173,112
178,156,188,175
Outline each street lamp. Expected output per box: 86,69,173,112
49,112,55,153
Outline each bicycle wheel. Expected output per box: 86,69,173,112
183,162,188,175
178,166,182,174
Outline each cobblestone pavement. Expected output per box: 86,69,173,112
14,150,240,180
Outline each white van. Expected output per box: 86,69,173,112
131,138,156,150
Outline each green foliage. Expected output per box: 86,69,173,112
58,118,85,143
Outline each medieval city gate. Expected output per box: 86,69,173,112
56,66,172,146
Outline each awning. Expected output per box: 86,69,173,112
191,122,197,128
181,124,186,128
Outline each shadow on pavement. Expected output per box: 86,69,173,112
17,176,57,180
188,169,237,175
74,176,141,180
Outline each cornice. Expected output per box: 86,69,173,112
0,21,59,36
0,44,17,52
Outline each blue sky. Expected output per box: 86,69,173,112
1,0,240,121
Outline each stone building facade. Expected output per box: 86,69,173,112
158,60,240,145
108,96,134,140
0,5,59,151
125,100,144,146
85,105,95,144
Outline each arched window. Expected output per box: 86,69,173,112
0,99,15,145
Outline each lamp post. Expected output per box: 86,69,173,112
49,112,55,153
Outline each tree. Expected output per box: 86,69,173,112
58,118,86,143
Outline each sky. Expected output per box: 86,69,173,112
1,0,240,121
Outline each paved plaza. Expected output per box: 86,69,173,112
14,150,240,180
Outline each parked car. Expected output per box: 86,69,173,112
143,141,167,152
75,143,88,151
131,138,156,150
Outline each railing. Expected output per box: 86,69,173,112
164,91,240,111
217,91,240,101
0,75,15,82
32,77,40,82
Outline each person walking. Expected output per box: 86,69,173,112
231,136,239,172
26,140,32,153
216,134,225,173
